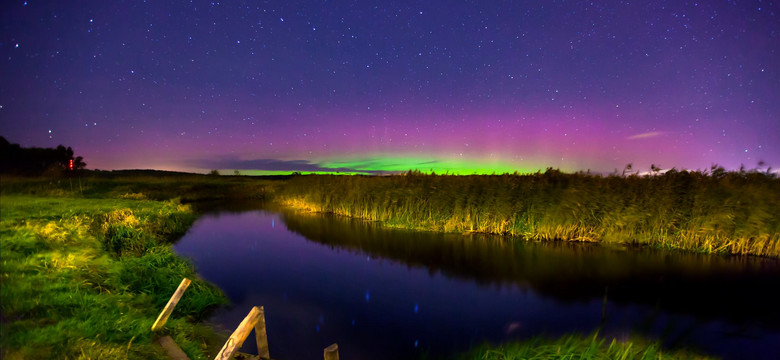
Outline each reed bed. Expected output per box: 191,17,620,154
276,169,780,257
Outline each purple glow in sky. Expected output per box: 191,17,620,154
1,1,778,174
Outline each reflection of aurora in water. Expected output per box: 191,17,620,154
175,206,780,360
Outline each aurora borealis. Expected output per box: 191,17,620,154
1,1,777,174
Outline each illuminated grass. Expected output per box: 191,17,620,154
0,195,226,359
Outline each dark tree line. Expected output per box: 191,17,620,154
0,136,86,175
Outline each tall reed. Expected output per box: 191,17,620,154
275,169,780,257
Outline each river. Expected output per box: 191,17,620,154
173,205,780,359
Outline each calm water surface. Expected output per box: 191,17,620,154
174,206,780,359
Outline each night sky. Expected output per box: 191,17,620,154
1,1,778,174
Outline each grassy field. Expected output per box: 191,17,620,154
0,177,261,358
275,169,780,257
0,173,278,358
460,332,712,360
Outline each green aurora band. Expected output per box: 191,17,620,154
222,156,556,175
320,156,534,174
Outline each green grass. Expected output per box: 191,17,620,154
0,194,226,359
274,169,780,257
460,333,713,360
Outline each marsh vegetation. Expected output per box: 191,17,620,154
276,168,780,257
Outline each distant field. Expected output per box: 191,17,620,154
0,172,271,202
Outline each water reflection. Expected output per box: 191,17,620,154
174,206,780,360
280,209,780,329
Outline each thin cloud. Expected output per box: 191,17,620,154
627,131,666,140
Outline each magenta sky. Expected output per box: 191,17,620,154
1,1,777,174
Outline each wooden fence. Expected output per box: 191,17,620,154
213,305,269,360
152,277,340,360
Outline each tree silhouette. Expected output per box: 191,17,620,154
0,136,87,175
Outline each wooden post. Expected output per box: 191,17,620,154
151,278,191,331
214,306,265,360
158,335,191,360
324,343,339,360
255,306,270,359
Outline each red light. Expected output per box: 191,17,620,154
69,159,74,170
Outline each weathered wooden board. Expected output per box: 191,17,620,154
152,278,191,331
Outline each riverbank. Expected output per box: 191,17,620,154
275,169,780,257
0,194,227,359
0,174,274,359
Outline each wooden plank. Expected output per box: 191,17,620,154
214,306,263,360
323,343,339,360
158,335,191,360
152,278,191,331
254,306,270,359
